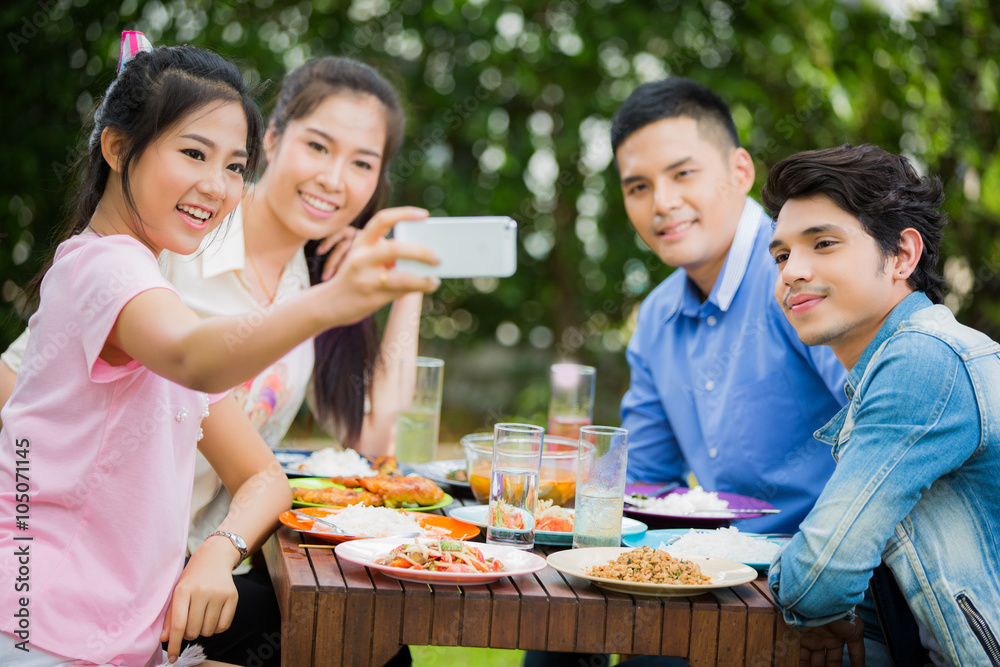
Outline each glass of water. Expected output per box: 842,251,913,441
486,423,544,550
394,357,444,464
573,426,628,549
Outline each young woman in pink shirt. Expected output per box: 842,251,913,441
0,34,438,666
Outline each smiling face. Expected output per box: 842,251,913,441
103,102,247,255
769,195,917,368
257,92,388,243
616,116,754,297
112,100,249,256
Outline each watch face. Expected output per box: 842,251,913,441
233,534,247,550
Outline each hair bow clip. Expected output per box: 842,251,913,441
117,30,153,73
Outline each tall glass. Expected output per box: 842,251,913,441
573,426,628,549
486,423,544,550
394,357,444,464
547,364,596,439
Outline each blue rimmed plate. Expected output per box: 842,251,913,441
622,528,789,571
447,504,647,546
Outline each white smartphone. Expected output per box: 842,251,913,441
392,216,518,279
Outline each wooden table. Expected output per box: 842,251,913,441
264,497,800,666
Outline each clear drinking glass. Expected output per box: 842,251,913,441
547,364,596,439
486,423,545,550
394,357,444,464
573,426,628,549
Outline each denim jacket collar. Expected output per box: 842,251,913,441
814,291,934,446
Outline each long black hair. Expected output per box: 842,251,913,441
267,57,405,447
27,44,264,301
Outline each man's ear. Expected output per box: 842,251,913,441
729,146,756,196
894,228,924,280
100,127,126,174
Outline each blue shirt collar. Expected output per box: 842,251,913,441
663,197,767,322
814,291,933,445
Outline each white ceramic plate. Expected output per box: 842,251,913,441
335,537,547,585
546,547,758,596
447,504,647,546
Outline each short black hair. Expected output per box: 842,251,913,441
610,77,740,158
762,144,947,304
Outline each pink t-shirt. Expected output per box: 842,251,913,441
0,234,219,665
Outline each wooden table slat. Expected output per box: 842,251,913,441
370,572,405,667
332,553,376,666
266,530,318,667
732,582,776,666
631,596,664,656
660,596,692,657
399,579,434,646
602,589,636,654
553,569,608,653
687,593,720,667
460,583,493,647
533,565,579,653
751,577,800,667
713,587,748,666
430,582,463,646
511,572,551,651
487,576,521,649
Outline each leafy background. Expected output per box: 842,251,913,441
2,0,998,441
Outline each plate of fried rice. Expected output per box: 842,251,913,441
546,545,757,596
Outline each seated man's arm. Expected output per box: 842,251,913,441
769,334,979,626
620,334,687,485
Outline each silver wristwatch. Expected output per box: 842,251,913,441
207,530,248,564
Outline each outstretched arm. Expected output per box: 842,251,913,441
111,207,439,393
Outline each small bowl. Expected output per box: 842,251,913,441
461,432,579,507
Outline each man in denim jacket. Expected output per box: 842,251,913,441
765,143,1000,666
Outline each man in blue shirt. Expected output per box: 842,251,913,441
613,78,846,534
765,144,1000,665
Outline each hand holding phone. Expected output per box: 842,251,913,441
393,216,518,279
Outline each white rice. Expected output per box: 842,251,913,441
298,447,377,477
627,486,729,515
659,526,779,563
324,505,428,537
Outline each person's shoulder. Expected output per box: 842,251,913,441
900,304,998,354
53,233,153,269
873,309,974,379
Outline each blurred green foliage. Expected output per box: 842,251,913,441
2,0,998,434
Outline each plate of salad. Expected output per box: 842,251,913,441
334,537,548,585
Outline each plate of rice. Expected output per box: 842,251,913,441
546,546,758,597
280,505,479,544
281,447,382,478
622,527,790,571
623,485,776,528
